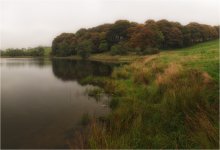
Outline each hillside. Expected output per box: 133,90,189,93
72,39,219,149
150,39,219,81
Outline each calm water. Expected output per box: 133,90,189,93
1,58,116,149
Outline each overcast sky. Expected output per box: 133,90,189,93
0,0,219,49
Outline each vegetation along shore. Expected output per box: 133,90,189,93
69,39,219,149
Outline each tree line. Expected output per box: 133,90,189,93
52,19,219,58
1,47,47,57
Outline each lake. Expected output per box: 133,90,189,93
1,58,116,149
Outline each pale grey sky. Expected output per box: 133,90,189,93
0,0,219,49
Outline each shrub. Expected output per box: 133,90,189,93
136,47,160,55
110,43,128,55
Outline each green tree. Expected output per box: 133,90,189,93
166,27,183,48
98,41,108,52
182,26,192,46
186,23,203,44
106,20,131,46
129,24,164,50
52,33,76,56
33,47,44,56
76,40,92,59
156,19,184,48
58,41,70,56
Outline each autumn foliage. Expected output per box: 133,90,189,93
52,19,219,57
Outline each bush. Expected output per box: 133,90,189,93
110,43,128,55
136,47,160,55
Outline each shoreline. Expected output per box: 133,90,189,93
1,53,145,63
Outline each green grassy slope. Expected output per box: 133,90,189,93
157,39,219,81
76,40,219,149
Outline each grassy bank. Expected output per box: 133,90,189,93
53,52,143,63
89,52,144,62
71,39,219,149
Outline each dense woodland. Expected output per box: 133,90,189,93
1,47,48,57
52,19,219,58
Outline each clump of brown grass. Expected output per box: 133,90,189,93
156,63,182,86
151,62,165,74
67,129,88,149
202,72,213,84
133,68,151,84
103,79,116,95
112,67,130,79
143,55,157,64
88,120,109,149
130,61,143,71
67,118,109,149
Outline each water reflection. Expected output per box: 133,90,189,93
52,59,115,82
1,58,114,149
1,58,51,68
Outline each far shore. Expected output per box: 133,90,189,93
1,52,146,63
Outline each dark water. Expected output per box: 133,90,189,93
1,58,116,149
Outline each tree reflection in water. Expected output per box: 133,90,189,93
52,59,117,84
